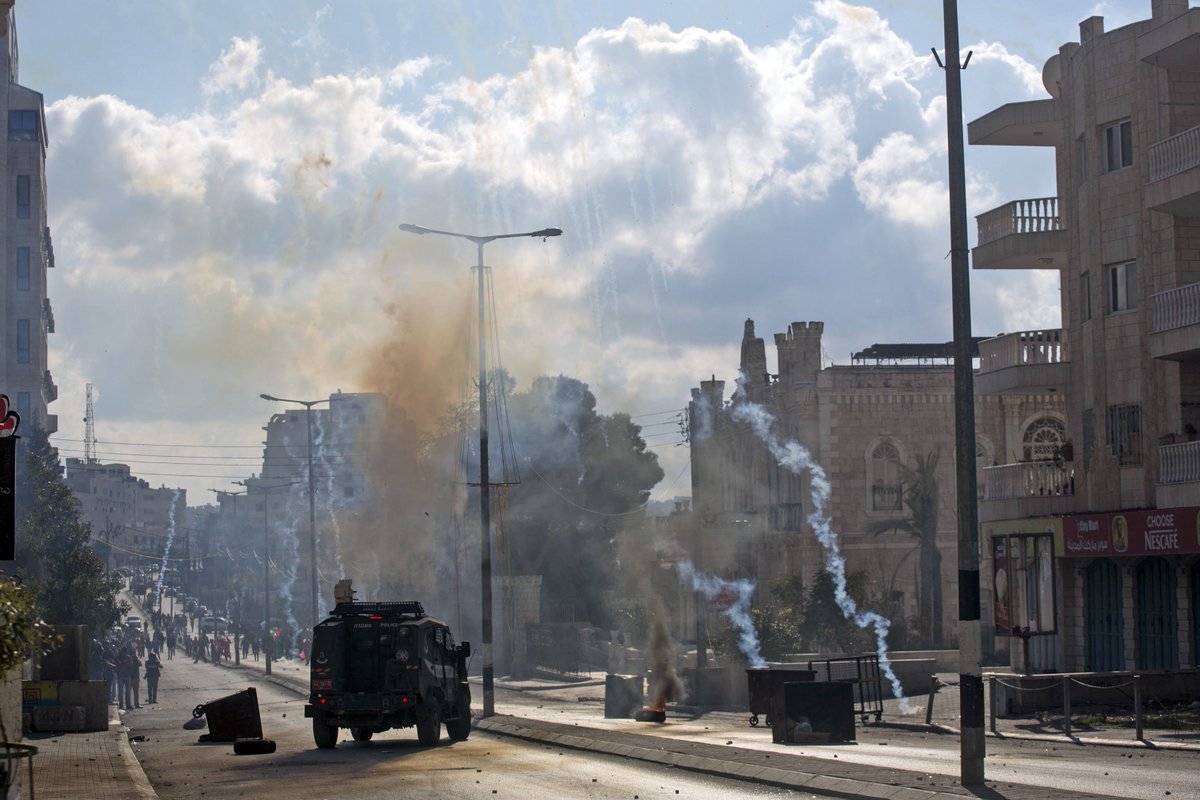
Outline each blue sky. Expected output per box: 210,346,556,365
14,0,1161,503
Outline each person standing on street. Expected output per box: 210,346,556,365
129,649,143,708
144,652,162,703
116,645,134,710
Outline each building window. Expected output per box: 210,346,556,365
1107,404,1142,466
16,175,30,219
1108,261,1137,313
975,437,993,499
16,319,30,363
871,441,903,511
1022,417,1065,462
7,110,39,142
1081,271,1091,321
16,247,29,290
1104,119,1132,172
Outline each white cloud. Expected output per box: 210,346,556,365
202,36,263,98
388,56,437,89
852,132,945,227
42,5,1053,501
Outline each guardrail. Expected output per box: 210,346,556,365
1148,124,1200,182
976,197,1061,247
1159,440,1200,484
1151,282,1200,333
978,329,1066,374
981,461,1074,500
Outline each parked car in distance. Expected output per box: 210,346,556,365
200,616,229,634
125,616,143,631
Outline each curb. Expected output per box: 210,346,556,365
474,717,960,800
111,711,158,800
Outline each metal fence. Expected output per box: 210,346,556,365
525,622,586,678
807,654,884,723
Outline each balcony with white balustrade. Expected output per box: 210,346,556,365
1156,439,1200,508
1150,282,1200,362
1145,123,1200,216
975,329,1069,396
971,197,1067,270
978,461,1076,524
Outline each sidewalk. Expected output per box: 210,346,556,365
21,706,155,800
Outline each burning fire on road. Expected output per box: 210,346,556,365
635,615,681,724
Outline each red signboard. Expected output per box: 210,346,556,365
1061,507,1200,558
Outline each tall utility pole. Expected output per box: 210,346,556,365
939,0,985,786
397,223,562,718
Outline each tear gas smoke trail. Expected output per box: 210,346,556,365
729,395,913,712
154,489,182,610
313,412,346,580
274,497,304,654
674,559,764,667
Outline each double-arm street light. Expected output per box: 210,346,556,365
259,393,330,632
398,222,562,718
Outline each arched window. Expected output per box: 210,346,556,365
975,438,993,499
1022,417,1066,462
871,441,902,511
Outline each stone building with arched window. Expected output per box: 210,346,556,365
685,318,1062,654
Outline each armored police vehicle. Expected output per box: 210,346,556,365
305,589,471,749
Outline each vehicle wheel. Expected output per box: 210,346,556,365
446,692,471,741
312,716,339,749
351,727,374,742
416,707,441,747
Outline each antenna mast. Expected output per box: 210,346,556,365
84,383,96,464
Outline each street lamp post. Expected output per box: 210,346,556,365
259,393,330,632
237,480,298,677
398,222,562,718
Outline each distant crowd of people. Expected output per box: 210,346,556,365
89,592,276,711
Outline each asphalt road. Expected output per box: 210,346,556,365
120,654,819,799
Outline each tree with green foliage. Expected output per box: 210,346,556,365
797,567,877,655
710,575,806,664
13,427,125,632
503,375,664,628
867,448,942,647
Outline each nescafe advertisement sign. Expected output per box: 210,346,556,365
1062,508,1200,558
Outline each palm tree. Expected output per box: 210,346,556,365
867,448,942,647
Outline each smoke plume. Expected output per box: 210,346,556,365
730,392,912,712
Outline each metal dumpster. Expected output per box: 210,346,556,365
194,687,263,742
771,681,855,743
604,673,643,718
746,667,816,727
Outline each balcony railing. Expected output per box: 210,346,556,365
981,462,1075,500
1151,282,1200,333
871,484,903,511
1160,440,1200,484
978,329,1066,375
1149,124,1200,183
976,197,1061,248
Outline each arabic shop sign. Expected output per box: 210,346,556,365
1061,508,1200,558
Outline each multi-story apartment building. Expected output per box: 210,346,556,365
63,458,188,577
684,319,1062,656
1,5,56,434
970,0,1200,672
